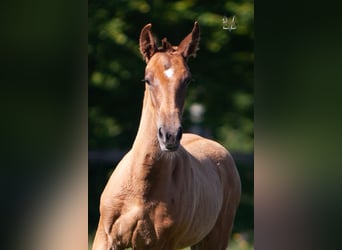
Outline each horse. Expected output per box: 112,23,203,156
92,22,241,250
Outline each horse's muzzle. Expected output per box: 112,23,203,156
158,126,183,152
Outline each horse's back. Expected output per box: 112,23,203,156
181,133,238,175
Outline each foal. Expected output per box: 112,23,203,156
92,22,241,250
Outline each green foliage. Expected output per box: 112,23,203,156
89,0,254,153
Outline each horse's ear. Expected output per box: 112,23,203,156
178,21,200,59
139,24,157,63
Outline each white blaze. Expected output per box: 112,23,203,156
164,68,174,78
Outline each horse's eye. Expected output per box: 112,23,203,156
141,79,151,85
184,77,191,85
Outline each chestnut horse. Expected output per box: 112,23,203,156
92,22,241,250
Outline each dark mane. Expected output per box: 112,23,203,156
157,38,177,53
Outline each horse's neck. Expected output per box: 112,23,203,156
129,89,176,195
131,89,163,169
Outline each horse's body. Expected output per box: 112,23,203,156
93,22,241,250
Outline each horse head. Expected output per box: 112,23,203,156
139,22,200,152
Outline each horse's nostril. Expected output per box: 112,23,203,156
158,127,163,139
176,127,183,140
